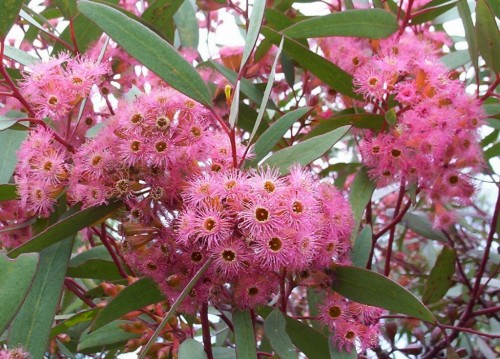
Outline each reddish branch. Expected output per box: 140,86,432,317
200,303,214,359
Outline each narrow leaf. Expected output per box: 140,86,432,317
262,26,360,99
328,265,435,323
248,36,284,144
352,225,372,268
67,245,124,280
8,236,75,358
457,0,479,75
50,308,100,338
249,107,311,165
51,12,104,54
78,0,212,106
8,202,121,257
284,9,398,39
173,0,199,49
0,0,23,37
142,0,184,41
402,212,447,242
0,184,17,201
91,277,164,330
349,167,376,240
263,309,296,359
440,49,470,69
78,320,139,352
233,310,257,359
263,126,350,175
422,246,457,304
302,113,384,140
4,45,40,66
228,81,241,128
178,339,207,359
0,128,28,183
241,0,266,69
476,0,500,73
54,0,78,19
0,253,39,334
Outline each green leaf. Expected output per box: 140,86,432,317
410,0,459,25
4,45,40,66
50,308,100,338
385,108,397,127
263,126,350,175
457,0,479,75
302,113,384,140
54,0,77,19
284,9,398,39
67,245,124,280
262,26,360,99
402,212,447,242
422,246,456,304
440,49,470,69
263,309,296,359
78,0,212,106
241,0,266,69
174,0,199,49
233,310,257,359
212,348,237,359
0,252,38,334
8,235,75,358
142,0,184,42
476,0,500,73
0,127,28,183
0,184,17,201
178,339,207,359
349,167,376,241
249,107,311,165
328,265,435,323
485,142,500,160
352,225,372,268
91,277,164,330
8,202,121,258
78,320,139,352
0,0,23,37
328,338,357,359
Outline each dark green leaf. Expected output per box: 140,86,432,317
51,308,100,338
8,235,75,358
78,0,212,106
91,277,164,330
487,0,500,18
402,212,447,242
142,0,184,42
281,52,295,87
0,127,28,183
352,225,372,268
0,252,38,334
264,309,296,359
67,245,124,280
457,0,479,75
423,246,456,304
328,265,435,322
212,347,237,359
411,0,459,25
0,0,23,37
8,202,121,257
178,339,207,359
349,167,376,240
78,320,139,352
441,49,470,69
284,9,398,39
302,113,384,141
262,26,360,99
0,184,17,201
241,0,266,69
385,108,397,127
233,310,257,359
476,0,500,73
485,142,500,160
249,107,311,165
174,0,199,49
263,126,350,175
54,0,77,19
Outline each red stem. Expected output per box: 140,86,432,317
95,224,129,279
200,303,214,359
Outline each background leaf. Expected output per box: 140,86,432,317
0,0,24,38
402,212,447,242
284,9,398,39
78,0,212,106
0,252,39,334
422,246,456,304
0,127,28,183
66,245,125,280
78,320,139,352
263,126,350,175
476,0,500,73
349,167,376,240
0,184,18,201
233,310,257,359
328,265,435,323
8,236,75,358
174,0,199,49
241,0,266,69
178,339,207,359
352,225,372,267
263,309,296,359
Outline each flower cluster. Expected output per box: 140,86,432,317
0,348,29,359
320,31,484,226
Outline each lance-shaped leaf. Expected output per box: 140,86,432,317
328,265,435,323
54,0,77,19
0,184,17,201
263,126,350,175
262,27,360,99
457,0,479,75
352,225,372,267
67,245,125,280
402,212,447,242
349,167,376,240
423,246,456,304
241,0,266,69
0,128,28,184
8,202,122,257
263,309,296,359
0,253,39,334
174,0,199,49
8,236,75,358
4,45,40,66
51,308,100,338
233,310,258,359
476,0,500,73
302,113,384,140
78,320,139,352
78,0,212,106
0,0,23,37
91,277,165,330
284,9,398,39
